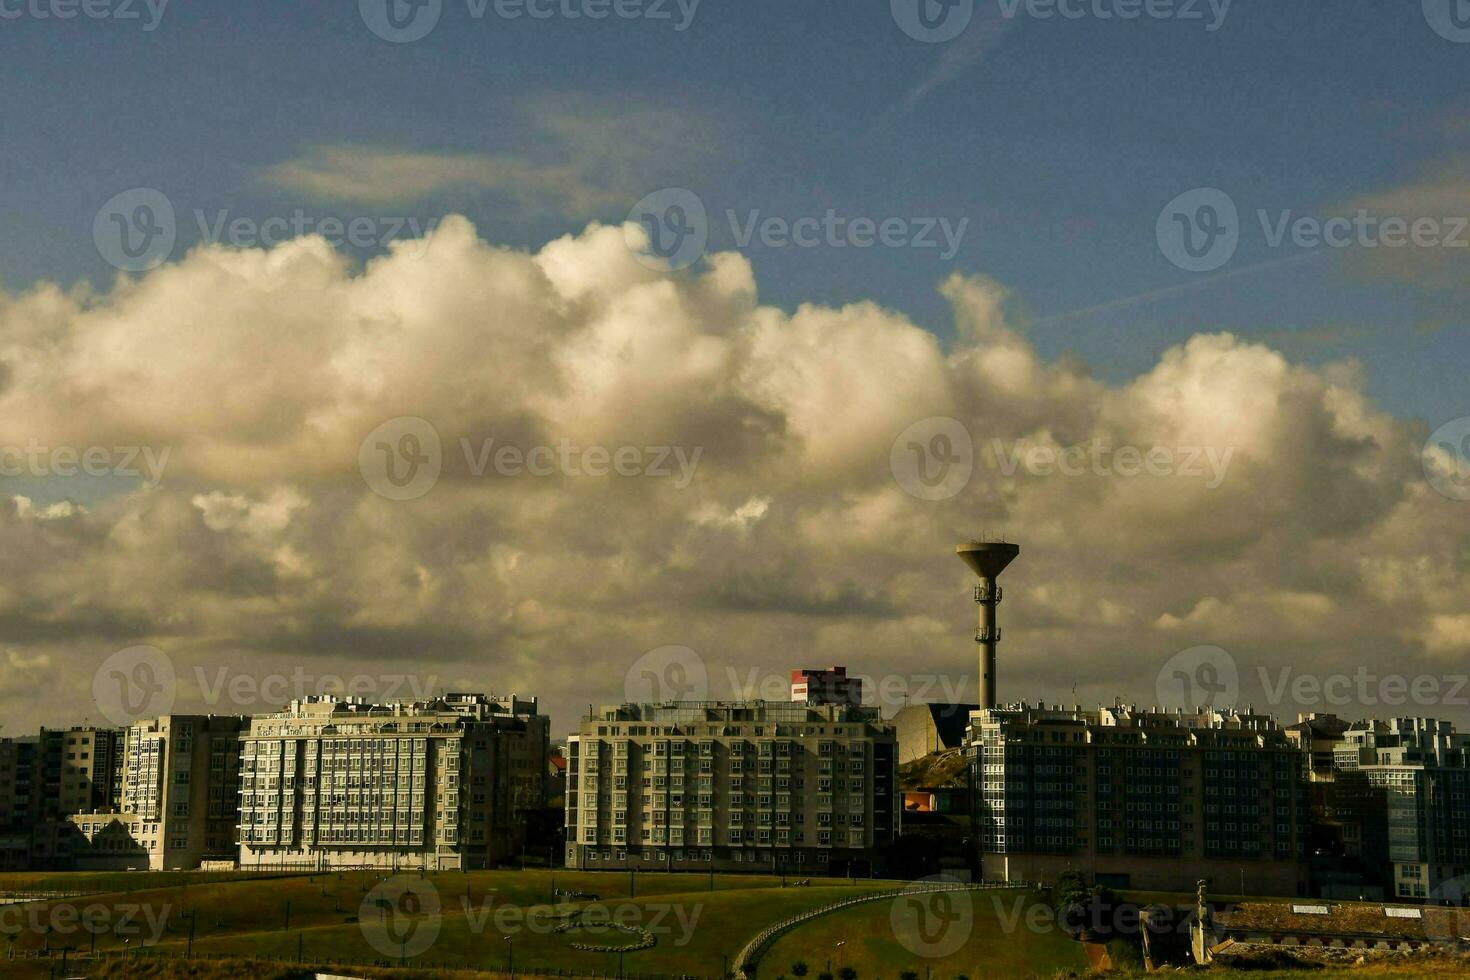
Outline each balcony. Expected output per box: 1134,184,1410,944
975,627,1002,643
974,584,1002,603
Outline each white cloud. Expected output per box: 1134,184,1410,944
0,216,1463,731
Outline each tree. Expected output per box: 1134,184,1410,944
838,968,857,980
792,962,809,977
1053,871,1088,911
900,972,919,980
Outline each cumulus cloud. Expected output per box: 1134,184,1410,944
0,216,1464,732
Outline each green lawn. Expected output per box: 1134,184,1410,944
1,868,894,976
760,887,1088,980
6,874,1467,980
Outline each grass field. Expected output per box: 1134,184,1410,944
760,886,1087,979
1,868,894,976
3,872,1469,980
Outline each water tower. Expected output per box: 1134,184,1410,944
957,539,1020,710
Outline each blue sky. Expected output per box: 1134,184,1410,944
2,0,1467,425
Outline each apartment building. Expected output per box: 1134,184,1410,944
1,729,122,869
0,737,36,869
967,703,1309,896
73,714,251,871
1328,717,1470,902
237,693,547,871
565,700,898,874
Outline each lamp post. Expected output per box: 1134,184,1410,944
505,935,515,978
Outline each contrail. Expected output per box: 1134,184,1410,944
1035,249,1330,328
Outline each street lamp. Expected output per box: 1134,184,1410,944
505,935,514,977
829,939,846,976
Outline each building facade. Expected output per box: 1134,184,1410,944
790,666,863,706
968,703,1309,896
0,737,37,869
565,700,898,874
110,715,248,870
1328,717,1470,902
237,694,547,871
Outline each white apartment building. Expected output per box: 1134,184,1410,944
565,701,898,875
238,693,547,870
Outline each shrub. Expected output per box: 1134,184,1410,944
792,962,810,977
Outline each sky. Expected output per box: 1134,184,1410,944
1,0,1469,737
